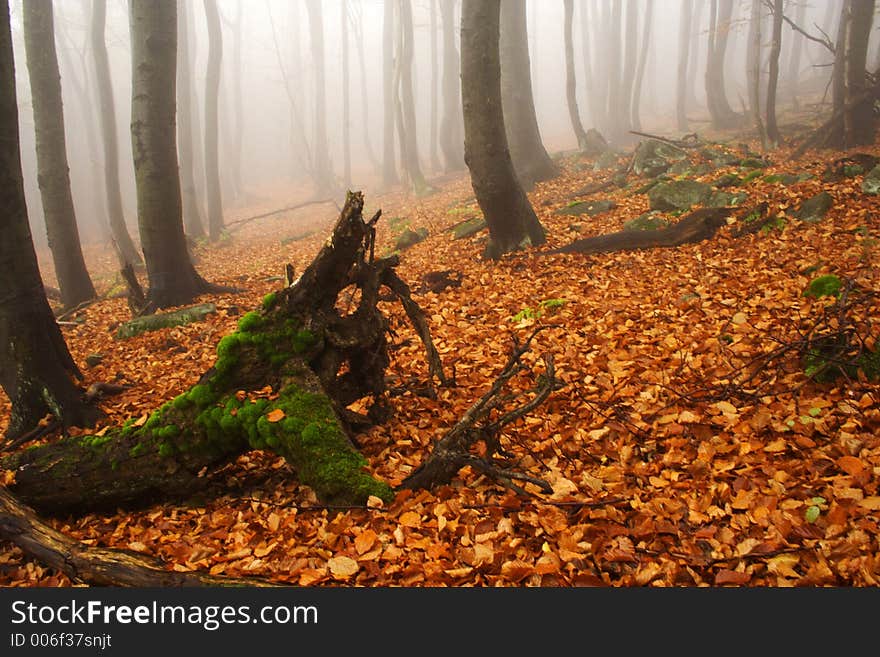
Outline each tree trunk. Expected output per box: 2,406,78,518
352,3,380,175
619,0,638,137
229,0,244,201
0,0,102,441
202,0,224,241
382,0,398,187
748,0,767,149
765,0,784,145
676,0,692,132
630,0,653,133
396,0,429,196
705,0,738,129
563,0,589,150
305,0,335,197
580,0,601,130
22,0,96,310
341,0,351,190
429,0,441,172
785,0,806,110
438,0,464,172
129,0,213,310
90,0,143,268
1,192,426,515
461,0,545,260
842,0,875,146
500,0,557,190
604,0,623,142
176,0,205,239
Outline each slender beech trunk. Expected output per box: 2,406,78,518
748,0,766,148
500,0,557,189
439,0,464,172
177,0,204,238
429,0,441,172
203,0,223,241
619,0,638,137
563,0,589,150
341,0,351,189
90,0,142,267
765,0,783,145
604,0,623,141
687,0,704,109
676,0,693,132
461,0,545,260
0,0,102,440
580,0,601,129
129,0,213,310
382,0,398,186
352,4,379,174
842,0,875,146
230,0,243,200
705,0,738,129
22,0,96,309
305,0,335,196
631,0,653,133
396,0,428,195
785,0,805,110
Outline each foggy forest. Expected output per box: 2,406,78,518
1,0,879,591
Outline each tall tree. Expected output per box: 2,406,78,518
351,3,380,175
129,0,214,310
705,0,738,129
461,0,545,260
395,0,429,195
202,0,223,241
438,0,464,172
228,0,244,200
785,0,806,110
631,0,653,132
840,0,875,146
22,0,96,309
176,0,204,238
579,0,601,130
563,0,589,150
765,0,784,145
747,0,767,148
619,0,638,136
305,0,335,196
0,0,102,440
341,0,351,189
382,0,398,186
90,0,143,268
500,0,557,189
428,0,441,172
604,0,623,140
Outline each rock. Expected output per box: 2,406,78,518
593,150,620,171
451,216,487,239
394,227,429,250
582,128,610,157
647,179,711,211
862,165,880,194
633,139,688,177
556,199,616,216
706,190,747,207
713,173,742,188
792,191,833,223
85,353,104,368
115,303,217,340
739,157,769,169
624,212,669,231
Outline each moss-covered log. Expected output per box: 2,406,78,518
2,192,437,515
544,207,734,256
115,302,216,339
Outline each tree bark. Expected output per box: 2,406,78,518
396,0,428,196
22,0,96,310
619,0,638,137
305,0,335,196
352,3,380,175
202,0,224,241
563,0,589,150
676,0,693,132
429,0,441,172
842,0,875,146
785,0,806,109
604,0,623,142
705,0,739,129
461,0,545,260
630,0,653,133
382,0,399,186
341,0,351,189
500,0,557,190
438,0,464,172
1,192,434,516
129,0,213,310
765,0,784,145
748,0,767,149
91,0,143,268
0,0,102,441
176,0,205,239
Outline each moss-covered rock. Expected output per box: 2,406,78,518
451,216,487,240
792,191,834,223
115,303,217,339
556,199,616,216
803,274,842,299
624,212,669,231
647,179,711,211
394,227,429,251
861,165,880,195
632,139,688,178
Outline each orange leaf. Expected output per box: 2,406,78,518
714,569,751,585
266,408,285,423
837,455,865,476
354,529,377,555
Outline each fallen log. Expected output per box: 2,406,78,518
543,207,735,256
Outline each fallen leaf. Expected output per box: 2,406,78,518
328,556,359,579
266,408,285,423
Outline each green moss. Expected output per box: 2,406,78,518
158,442,176,458
237,311,264,332
155,424,180,441
186,384,216,407
79,434,114,449
171,393,191,411
741,169,764,184
804,274,842,299
261,292,278,311
129,443,147,458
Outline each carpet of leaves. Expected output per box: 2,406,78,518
2,142,879,587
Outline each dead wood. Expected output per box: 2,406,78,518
544,207,735,256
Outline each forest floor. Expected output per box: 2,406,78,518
2,131,880,587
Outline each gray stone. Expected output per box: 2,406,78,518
862,165,880,195
647,179,711,211
792,191,834,223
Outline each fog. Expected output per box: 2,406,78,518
8,1,848,249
